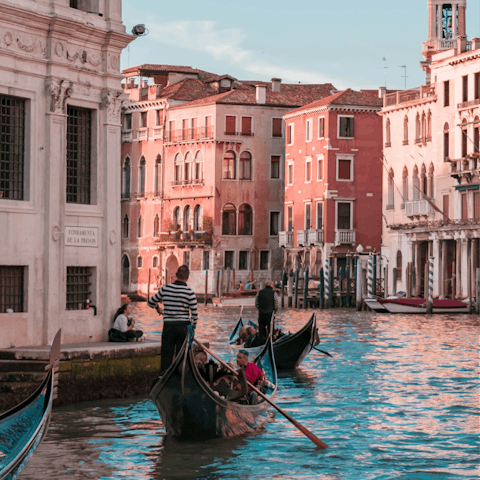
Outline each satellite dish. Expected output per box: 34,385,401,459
132,24,148,36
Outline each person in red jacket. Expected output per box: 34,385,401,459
236,349,264,390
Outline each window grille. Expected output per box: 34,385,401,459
0,95,26,200
67,106,92,204
66,266,92,310
0,266,24,313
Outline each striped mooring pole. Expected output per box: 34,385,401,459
324,259,330,304
367,254,374,298
427,256,434,314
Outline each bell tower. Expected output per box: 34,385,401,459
422,1,467,82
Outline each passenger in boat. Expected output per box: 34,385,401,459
235,326,248,345
236,350,264,389
255,280,279,340
244,326,261,348
147,265,198,374
237,281,245,291
273,327,285,341
212,369,248,402
109,304,144,342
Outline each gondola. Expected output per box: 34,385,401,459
364,297,470,314
0,330,61,480
229,312,319,370
150,334,277,440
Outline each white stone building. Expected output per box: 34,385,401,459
0,0,133,348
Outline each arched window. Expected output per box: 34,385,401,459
173,206,181,231
123,215,129,238
239,151,252,180
396,251,402,281
138,157,146,196
426,110,432,141
184,205,191,232
428,163,434,198
137,256,143,268
122,157,131,198
184,151,193,183
222,203,236,235
421,164,427,196
223,150,236,179
474,116,479,154
415,113,421,141
403,116,409,145
174,153,183,183
461,118,468,157
421,112,426,143
152,256,158,269
402,166,409,205
385,118,391,147
194,151,203,182
194,205,202,232
387,169,394,208
412,165,420,200
238,203,253,235
153,214,160,237
154,155,162,196
443,122,450,161
137,216,143,238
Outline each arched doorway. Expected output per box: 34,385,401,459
121,255,130,292
165,254,179,285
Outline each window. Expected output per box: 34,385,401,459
272,118,282,137
194,151,204,182
137,216,143,238
225,116,236,135
462,75,468,103
443,195,449,222
184,152,193,183
239,151,252,180
259,251,269,270
473,191,479,220
287,124,294,145
154,155,161,196
194,205,201,231
174,153,182,183
191,118,198,139
66,267,92,310
316,202,323,229
70,0,99,14
241,116,252,136
415,113,421,141
270,211,280,236
444,81,450,107
443,123,450,161
287,205,293,232
461,192,467,220
124,113,132,130
306,119,313,142
155,109,163,126
183,251,190,268
396,251,402,281
173,207,181,231
137,256,143,268
317,155,324,181
203,250,210,270
337,202,351,230
475,73,480,100
271,155,280,179
122,157,131,198
426,111,432,141
403,116,409,145
338,116,354,138
205,116,213,137
305,157,312,183
412,166,420,200
222,203,236,235
287,161,294,185
238,204,253,235
168,120,175,142
66,106,92,204
181,119,188,141
474,117,480,154
402,167,409,205
138,157,146,196
385,118,391,147
0,266,25,313
141,111,147,128
420,164,427,197
223,150,236,179
461,119,468,157
304,203,311,230
387,169,394,208
318,117,325,138
428,163,434,198
153,214,160,237
184,205,191,232
239,251,249,270
337,157,353,181
123,215,129,238
224,251,234,269
153,256,158,268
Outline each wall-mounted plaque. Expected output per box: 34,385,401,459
65,226,99,248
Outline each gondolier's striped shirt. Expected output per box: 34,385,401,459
148,280,198,326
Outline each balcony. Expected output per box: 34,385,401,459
297,230,307,246
279,231,293,248
155,230,213,246
405,199,434,217
334,230,356,246
449,155,480,184
384,84,436,108
152,126,163,139
164,127,214,144
457,98,480,110
122,130,133,143
137,128,148,142
307,229,324,246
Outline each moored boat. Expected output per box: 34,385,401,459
365,297,470,314
150,334,277,440
0,330,61,480
229,312,320,370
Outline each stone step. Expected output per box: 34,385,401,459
0,371,46,383
0,359,48,373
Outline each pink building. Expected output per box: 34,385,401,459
280,89,384,278
120,65,336,294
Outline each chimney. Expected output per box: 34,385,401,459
473,38,480,50
256,85,267,104
378,86,387,98
142,80,148,88
128,78,135,89
457,35,467,54
271,78,282,92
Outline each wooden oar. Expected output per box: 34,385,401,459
313,347,333,358
194,339,329,450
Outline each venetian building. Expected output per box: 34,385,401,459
381,0,479,300
0,0,133,348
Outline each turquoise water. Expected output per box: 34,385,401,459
18,307,479,480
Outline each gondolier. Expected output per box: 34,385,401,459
148,265,198,374
255,280,279,340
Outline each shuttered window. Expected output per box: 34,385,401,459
338,159,352,180
241,117,252,135
272,118,282,137
225,116,236,135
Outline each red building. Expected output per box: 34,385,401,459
280,89,384,276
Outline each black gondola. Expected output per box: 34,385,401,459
150,334,277,440
0,330,61,480
229,313,319,370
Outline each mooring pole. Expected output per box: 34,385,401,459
373,250,377,297
319,267,324,309
367,254,373,298
281,269,286,308
204,270,208,306
288,269,294,308
294,268,300,309
303,267,309,310
476,268,480,315
329,254,334,308
356,256,362,311
426,257,434,314
338,266,345,308
346,252,351,308
324,258,330,309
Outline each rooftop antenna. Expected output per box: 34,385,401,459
399,65,408,89
380,57,390,88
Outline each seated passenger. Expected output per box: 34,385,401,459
244,326,259,348
236,326,248,345
245,282,252,290
273,327,286,341
236,349,264,392
237,281,245,291
212,370,248,402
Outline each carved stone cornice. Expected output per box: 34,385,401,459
46,78,73,114
102,89,123,124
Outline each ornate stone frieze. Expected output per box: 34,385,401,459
102,90,123,124
66,46,102,69
0,29,46,58
46,78,73,114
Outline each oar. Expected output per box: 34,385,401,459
194,339,329,450
313,347,333,358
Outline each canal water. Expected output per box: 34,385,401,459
19,306,479,480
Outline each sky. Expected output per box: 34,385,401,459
121,0,480,91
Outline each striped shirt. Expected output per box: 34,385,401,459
148,280,198,326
